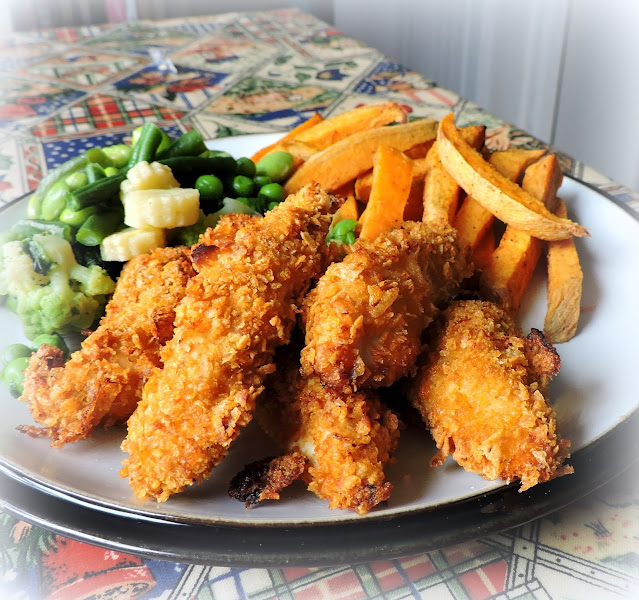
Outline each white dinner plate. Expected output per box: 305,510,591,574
0,133,638,565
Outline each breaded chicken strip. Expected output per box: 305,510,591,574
232,345,400,514
19,246,195,446
409,300,572,491
301,222,471,392
121,185,340,502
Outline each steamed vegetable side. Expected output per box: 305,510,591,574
0,232,115,340
0,122,295,397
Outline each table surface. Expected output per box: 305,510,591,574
1,8,638,600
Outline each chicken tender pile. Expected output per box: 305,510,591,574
120,185,339,501
409,300,572,491
19,246,194,446
17,177,574,514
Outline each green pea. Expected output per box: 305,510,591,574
255,151,295,183
195,175,224,213
235,157,256,178
0,344,32,373
235,197,262,212
3,356,29,398
331,219,358,238
31,333,69,356
326,218,358,246
258,182,285,204
231,175,255,199
253,174,271,188
267,201,280,211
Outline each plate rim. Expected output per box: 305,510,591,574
1,133,639,563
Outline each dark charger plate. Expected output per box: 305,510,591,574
1,407,637,568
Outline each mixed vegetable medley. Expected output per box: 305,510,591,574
0,123,296,398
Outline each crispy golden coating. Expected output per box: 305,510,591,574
254,347,400,515
19,246,194,447
120,185,340,502
301,222,471,391
409,300,572,491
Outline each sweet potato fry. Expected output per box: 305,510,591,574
355,157,427,221
358,145,413,241
422,125,485,229
333,181,359,222
480,154,564,312
355,156,428,203
294,101,408,149
251,112,323,162
283,119,438,195
454,149,546,252
545,198,583,343
278,139,322,162
437,113,588,240
488,148,547,183
471,228,496,272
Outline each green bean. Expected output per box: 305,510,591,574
255,151,295,183
158,156,237,187
126,122,164,168
156,128,207,160
66,173,127,211
11,219,73,243
85,162,106,184
76,210,123,246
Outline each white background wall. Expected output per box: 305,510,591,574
333,0,639,193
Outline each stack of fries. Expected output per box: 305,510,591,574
256,104,587,342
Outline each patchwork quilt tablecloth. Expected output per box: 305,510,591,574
0,9,637,600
